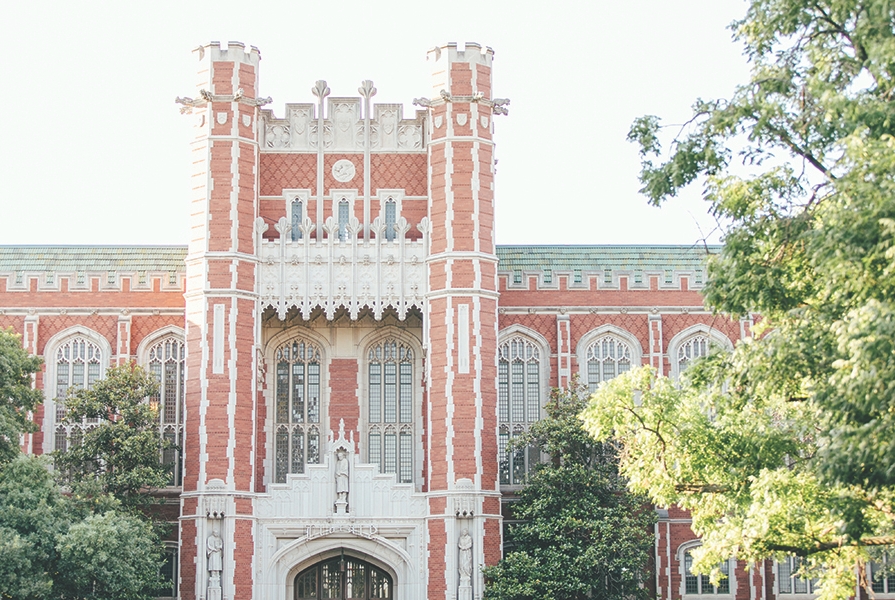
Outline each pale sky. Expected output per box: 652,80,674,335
0,0,749,246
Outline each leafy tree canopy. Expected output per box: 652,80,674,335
485,381,656,600
0,328,43,463
0,454,166,600
54,363,175,508
586,1,895,598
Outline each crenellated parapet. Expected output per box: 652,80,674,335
260,97,426,152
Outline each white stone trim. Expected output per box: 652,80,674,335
376,189,405,235
262,327,332,487
676,539,736,599
283,189,312,240
667,324,734,379
356,328,425,491
575,324,644,388
135,325,186,365
41,326,113,452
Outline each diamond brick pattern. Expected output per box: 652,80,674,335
570,313,651,361
259,153,316,196
371,154,427,196
37,315,117,356
498,313,558,352
130,314,184,356
663,313,740,346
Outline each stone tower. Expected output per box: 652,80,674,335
180,41,264,600
424,42,502,599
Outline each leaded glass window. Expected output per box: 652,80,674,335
585,335,633,393
54,337,103,452
870,554,895,594
498,336,541,485
338,200,350,242
367,340,414,484
778,556,817,595
291,199,303,241
274,340,322,483
148,338,185,486
384,199,397,241
684,550,731,595
678,334,711,371
295,556,392,599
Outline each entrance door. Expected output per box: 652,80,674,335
294,556,393,600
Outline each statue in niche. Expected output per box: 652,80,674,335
207,530,223,574
335,448,349,504
458,528,473,582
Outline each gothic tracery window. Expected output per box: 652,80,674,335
54,337,103,452
147,337,185,486
677,334,711,371
498,336,542,485
367,339,414,484
585,334,633,392
274,340,322,483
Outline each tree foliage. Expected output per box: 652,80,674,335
0,328,43,464
54,363,175,507
0,454,166,600
585,1,895,598
484,381,656,600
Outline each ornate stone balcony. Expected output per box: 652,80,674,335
256,216,429,320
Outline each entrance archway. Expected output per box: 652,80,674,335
294,555,393,599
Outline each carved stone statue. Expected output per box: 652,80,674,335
335,448,349,504
207,531,223,573
458,528,473,579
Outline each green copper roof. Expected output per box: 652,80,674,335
494,245,719,273
0,245,717,274
0,246,189,273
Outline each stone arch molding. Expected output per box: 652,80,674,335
42,325,113,450
575,324,644,384
135,325,185,364
497,323,552,401
667,324,733,379
263,533,417,600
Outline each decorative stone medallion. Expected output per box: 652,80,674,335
332,159,356,183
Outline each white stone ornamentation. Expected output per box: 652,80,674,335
331,159,356,183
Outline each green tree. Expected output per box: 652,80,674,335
0,328,43,464
54,363,174,508
484,381,656,600
585,1,895,598
0,454,166,600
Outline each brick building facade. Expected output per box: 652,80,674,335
0,42,792,600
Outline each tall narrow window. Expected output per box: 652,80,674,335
498,336,542,485
778,556,817,594
684,550,731,595
291,199,303,241
367,339,414,483
586,335,632,393
148,338,185,486
338,199,350,242
54,337,103,452
678,334,711,371
274,340,322,483
384,199,397,241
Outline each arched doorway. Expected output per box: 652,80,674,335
294,555,393,599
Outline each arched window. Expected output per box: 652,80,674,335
291,199,303,241
338,200,350,242
294,556,392,599
274,340,322,483
367,339,413,483
498,336,542,485
684,549,731,595
54,337,104,452
384,199,397,241
668,327,733,379
677,335,711,370
147,337,185,486
585,335,633,392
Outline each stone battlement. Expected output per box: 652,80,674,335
194,41,261,65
